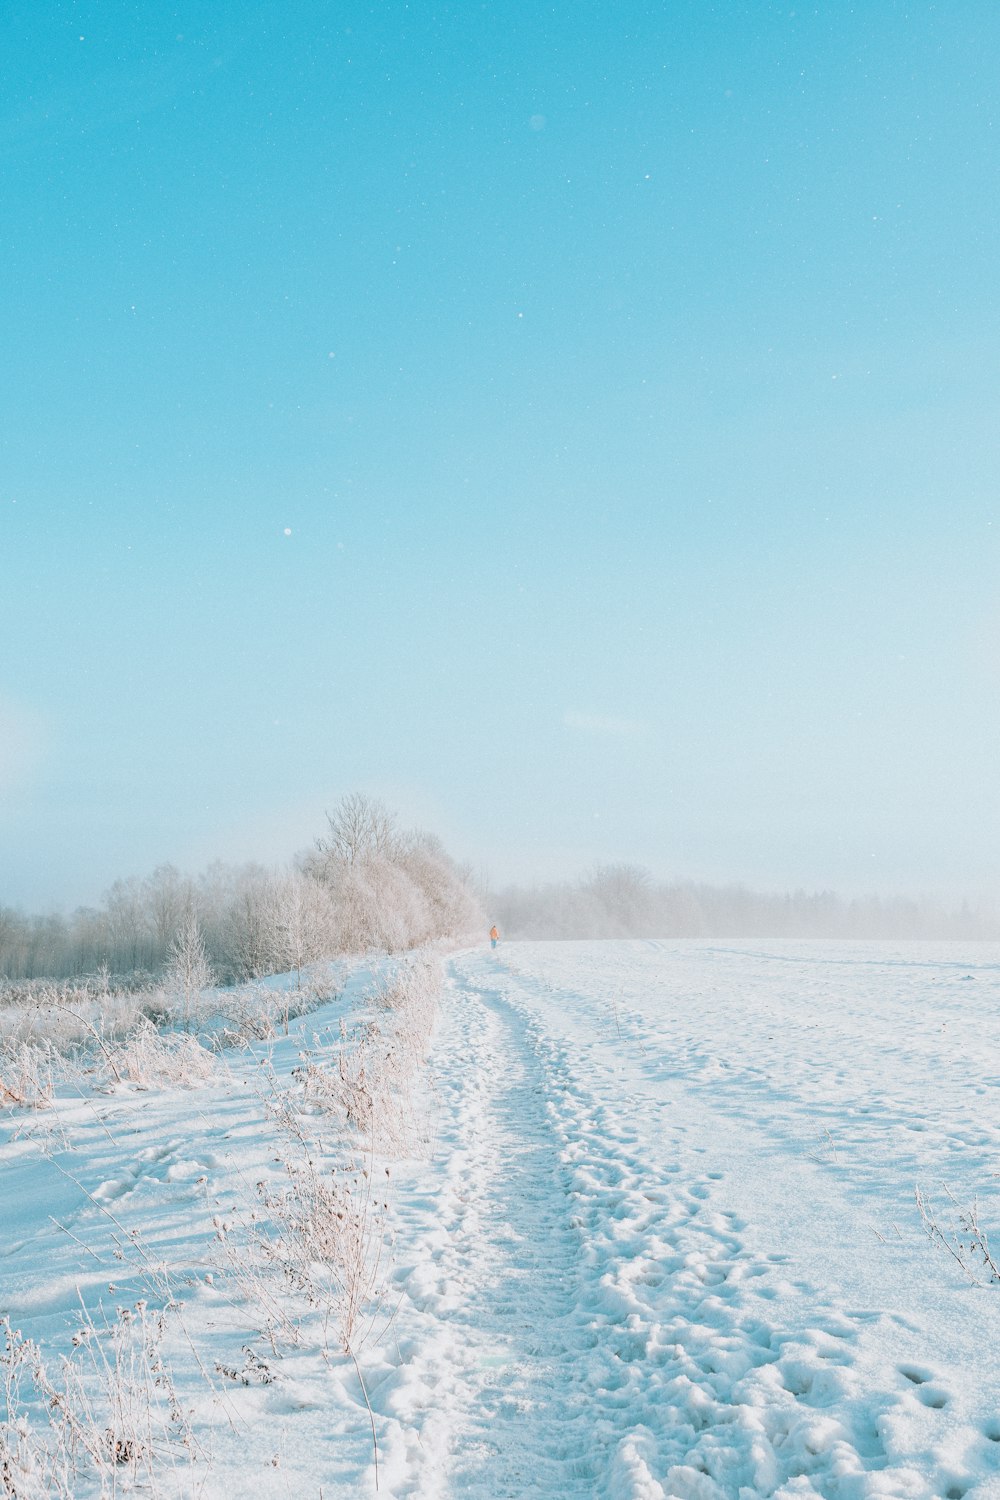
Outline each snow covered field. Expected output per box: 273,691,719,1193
3,940,1000,1498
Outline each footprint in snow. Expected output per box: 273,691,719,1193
916,1385,950,1410
898,1363,934,1386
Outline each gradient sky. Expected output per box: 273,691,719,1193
3,0,1000,911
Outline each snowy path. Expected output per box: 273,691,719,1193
4,941,1000,1498
381,946,1000,1499
383,977,598,1496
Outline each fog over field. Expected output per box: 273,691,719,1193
4,806,995,986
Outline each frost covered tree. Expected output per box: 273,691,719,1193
310,793,402,872
268,870,337,986
583,864,654,936
222,872,277,980
399,831,481,942
144,864,192,963
302,795,482,952
166,913,214,1026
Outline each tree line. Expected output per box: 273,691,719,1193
1,795,483,983
492,863,994,941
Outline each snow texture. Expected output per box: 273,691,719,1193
2,939,1000,1497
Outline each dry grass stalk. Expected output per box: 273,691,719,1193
107,1020,216,1090
0,1045,54,1111
916,1183,1000,1285
1,1301,195,1499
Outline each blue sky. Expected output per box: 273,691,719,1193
3,0,1000,910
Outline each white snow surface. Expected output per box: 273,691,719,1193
3,939,1000,1498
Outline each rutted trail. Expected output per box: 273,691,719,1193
382,950,1000,1500
384,969,600,1497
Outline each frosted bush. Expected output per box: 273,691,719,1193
0,1304,194,1498
369,954,442,1065
0,981,151,1052
107,1020,216,1089
0,1042,54,1110
309,951,443,1154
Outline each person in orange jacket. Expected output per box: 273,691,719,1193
490,925,499,949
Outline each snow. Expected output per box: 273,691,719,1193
3,940,1000,1497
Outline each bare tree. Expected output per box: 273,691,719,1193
583,863,654,936
223,877,277,981
144,864,192,962
165,913,215,1026
311,793,401,872
269,871,336,987
104,877,151,972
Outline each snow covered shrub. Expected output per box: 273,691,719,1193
0,1043,54,1110
0,1305,193,1499
347,952,444,1154
215,968,341,1048
89,1301,193,1486
0,1322,71,1500
218,992,278,1046
257,1144,392,1355
298,1028,379,1139
210,1199,302,1354
292,953,443,1156
370,954,442,1066
107,1019,216,1089
296,1016,414,1157
302,793,483,953
163,914,214,1026
213,1076,392,1364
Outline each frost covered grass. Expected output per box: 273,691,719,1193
107,1021,218,1091
9,939,999,1498
915,1183,1000,1286
0,964,345,1107
1,1302,196,1500
0,1041,55,1110
0,976,167,1051
207,951,444,1488
0,947,445,1497
225,955,443,1333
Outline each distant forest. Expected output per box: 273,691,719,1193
493,864,995,942
0,795,481,983
5,827,994,985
